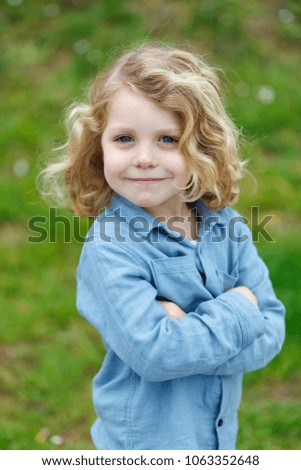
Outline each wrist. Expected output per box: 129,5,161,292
227,286,258,308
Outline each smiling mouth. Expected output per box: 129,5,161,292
128,178,166,182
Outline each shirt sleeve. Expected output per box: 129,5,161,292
206,220,285,376
76,235,266,382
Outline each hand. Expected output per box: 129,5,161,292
227,286,258,308
159,300,186,319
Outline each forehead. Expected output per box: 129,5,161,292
105,87,180,130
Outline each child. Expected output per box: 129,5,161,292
41,44,285,450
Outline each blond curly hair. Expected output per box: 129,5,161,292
40,43,244,217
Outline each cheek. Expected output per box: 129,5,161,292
102,145,124,176
103,162,120,187
183,163,193,179
102,149,117,183
170,155,192,183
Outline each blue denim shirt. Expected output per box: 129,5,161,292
76,194,285,450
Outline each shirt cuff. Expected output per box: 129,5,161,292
218,290,266,347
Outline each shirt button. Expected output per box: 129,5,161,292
217,419,223,427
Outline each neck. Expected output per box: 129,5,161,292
144,202,199,241
144,200,190,220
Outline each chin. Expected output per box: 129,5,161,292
131,193,156,207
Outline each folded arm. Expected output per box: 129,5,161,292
77,236,266,382
161,286,258,319
161,222,285,376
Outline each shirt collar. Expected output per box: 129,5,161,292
107,193,226,240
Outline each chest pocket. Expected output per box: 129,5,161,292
151,255,213,312
216,264,239,292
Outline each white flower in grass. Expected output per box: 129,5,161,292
43,4,60,18
278,9,295,24
73,40,91,55
13,159,29,178
256,86,275,104
50,435,64,445
7,0,23,6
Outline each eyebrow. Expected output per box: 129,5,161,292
106,127,181,135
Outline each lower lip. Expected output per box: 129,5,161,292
128,179,165,184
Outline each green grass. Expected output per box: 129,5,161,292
1,0,300,450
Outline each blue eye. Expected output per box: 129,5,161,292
116,135,133,143
160,136,178,144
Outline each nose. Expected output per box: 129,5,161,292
133,144,158,168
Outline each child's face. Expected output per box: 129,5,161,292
101,87,192,217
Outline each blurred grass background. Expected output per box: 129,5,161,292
0,0,300,450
